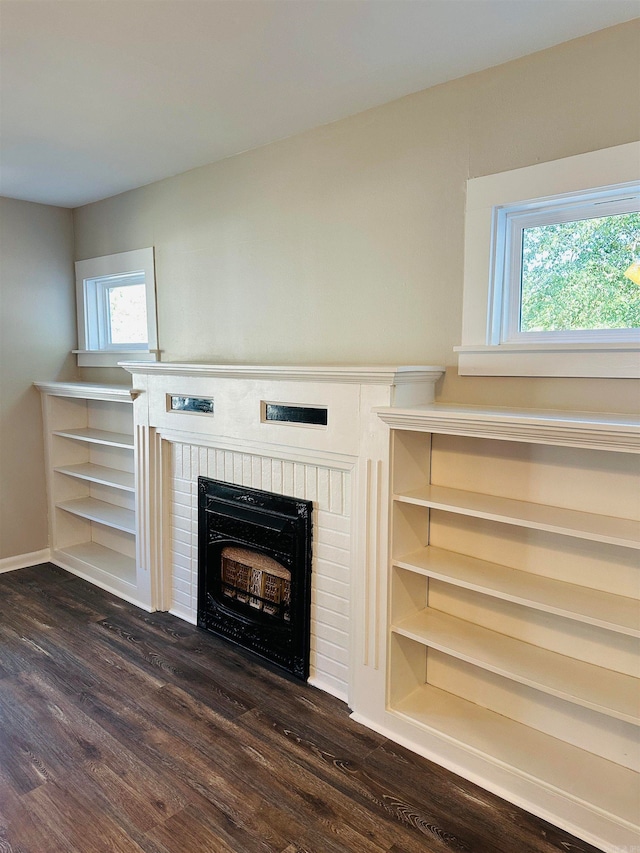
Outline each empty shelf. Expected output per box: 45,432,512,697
57,497,135,534
393,608,639,725
57,541,136,585
53,427,134,449
392,683,639,829
394,546,640,638
395,484,640,549
55,463,135,492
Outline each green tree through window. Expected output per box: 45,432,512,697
520,212,640,332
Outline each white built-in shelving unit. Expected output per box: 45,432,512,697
377,404,640,853
33,371,639,850
35,381,150,608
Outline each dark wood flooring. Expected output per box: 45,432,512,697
0,564,603,853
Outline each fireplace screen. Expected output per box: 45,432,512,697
197,478,312,679
220,546,291,620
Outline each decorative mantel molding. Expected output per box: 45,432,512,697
120,361,444,391
376,404,640,453
120,361,444,405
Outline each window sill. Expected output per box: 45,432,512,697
454,342,640,378
73,349,159,368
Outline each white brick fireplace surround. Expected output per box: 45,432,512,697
122,363,443,702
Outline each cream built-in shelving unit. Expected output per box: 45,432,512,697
33,375,639,849
36,382,150,609
377,404,640,853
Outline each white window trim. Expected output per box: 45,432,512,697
456,142,640,378
74,248,159,368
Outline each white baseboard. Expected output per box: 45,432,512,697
169,605,197,625
0,548,51,574
50,551,152,611
308,674,348,704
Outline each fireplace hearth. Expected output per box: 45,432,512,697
197,478,312,679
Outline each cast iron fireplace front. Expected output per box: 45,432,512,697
197,477,312,680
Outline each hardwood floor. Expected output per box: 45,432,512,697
0,564,603,853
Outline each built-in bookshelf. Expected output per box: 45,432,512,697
377,404,640,853
36,381,149,608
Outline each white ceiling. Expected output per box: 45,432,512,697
1,0,637,209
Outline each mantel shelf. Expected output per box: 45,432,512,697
393,608,639,725
119,361,445,387
395,484,640,549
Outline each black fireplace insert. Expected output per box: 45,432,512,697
197,477,312,679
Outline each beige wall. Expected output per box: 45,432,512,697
0,197,76,561
74,21,640,412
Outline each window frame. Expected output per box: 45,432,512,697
456,142,640,378
74,248,159,367
495,188,639,345
95,271,148,351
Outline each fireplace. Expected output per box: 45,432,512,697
122,362,443,700
197,477,312,679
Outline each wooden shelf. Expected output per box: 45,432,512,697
37,382,148,611
392,683,639,829
384,413,640,848
57,497,136,535
395,484,640,549
393,608,639,725
377,403,640,453
55,463,135,492
57,541,136,586
34,381,133,404
394,546,640,638
53,427,134,449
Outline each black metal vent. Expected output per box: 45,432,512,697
264,403,328,426
197,478,312,680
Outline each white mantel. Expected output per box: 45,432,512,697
121,361,445,400
121,362,444,702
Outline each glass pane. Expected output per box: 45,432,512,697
520,212,640,332
107,284,148,344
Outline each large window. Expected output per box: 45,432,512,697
457,142,640,378
75,248,158,367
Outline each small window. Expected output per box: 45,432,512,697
494,187,640,345
75,248,158,367
457,142,640,377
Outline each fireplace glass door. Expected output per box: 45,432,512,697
198,478,312,679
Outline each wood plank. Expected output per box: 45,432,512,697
56,497,136,534
394,607,640,724
396,484,640,548
53,426,134,448
394,545,640,637
58,541,136,583
393,682,640,828
55,462,135,491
